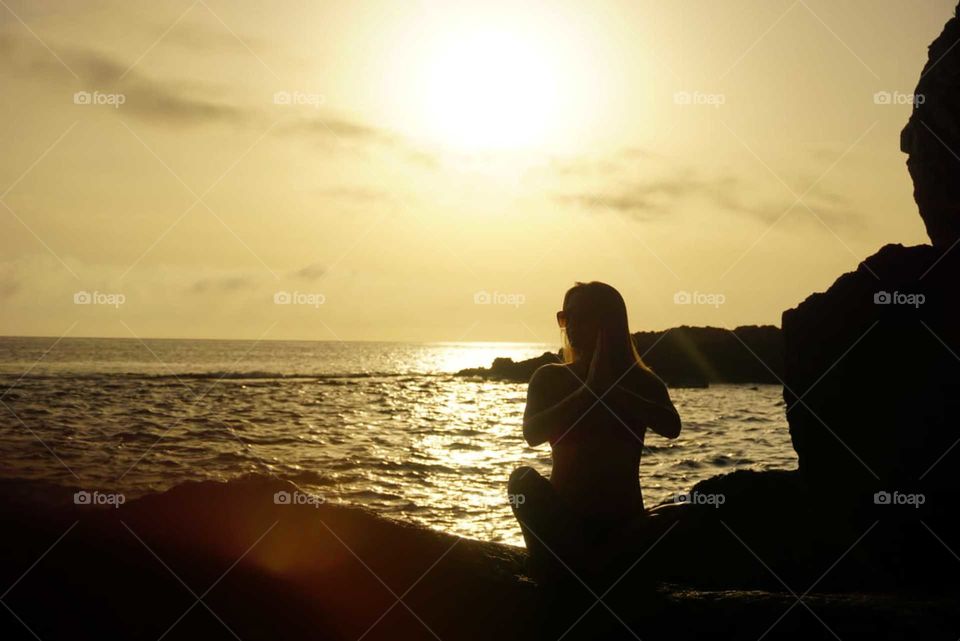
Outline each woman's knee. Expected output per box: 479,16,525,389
508,466,538,495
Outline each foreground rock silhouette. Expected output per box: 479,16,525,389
780,1,960,583
1,476,956,641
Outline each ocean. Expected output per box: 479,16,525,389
0,336,796,545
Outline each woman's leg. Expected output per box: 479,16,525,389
508,466,581,577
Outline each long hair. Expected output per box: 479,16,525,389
560,281,651,372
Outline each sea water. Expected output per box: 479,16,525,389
0,337,795,545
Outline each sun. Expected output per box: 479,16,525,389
418,28,562,152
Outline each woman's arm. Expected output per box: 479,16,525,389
604,374,682,439
580,333,681,440
522,365,595,447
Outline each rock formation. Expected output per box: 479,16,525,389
633,325,782,386
1,476,956,641
457,325,783,388
456,351,561,382
781,2,960,569
901,4,960,248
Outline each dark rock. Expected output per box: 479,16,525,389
456,325,783,388
781,244,960,565
901,3,960,248
456,351,561,382
634,325,782,386
769,1,960,594
1,476,956,641
650,469,959,592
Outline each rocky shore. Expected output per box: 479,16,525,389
1,475,956,641
456,325,783,388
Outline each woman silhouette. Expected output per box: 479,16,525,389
508,281,681,577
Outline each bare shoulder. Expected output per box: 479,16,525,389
528,362,580,396
529,362,572,386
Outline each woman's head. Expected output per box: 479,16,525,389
557,281,649,370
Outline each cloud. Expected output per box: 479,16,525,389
277,116,388,142
149,19,266,54
0,33,244,126
293,263,326,280
556,173,739,218
189,275,254,293
277,116,438,168
1,31,435,171
553,153,863,228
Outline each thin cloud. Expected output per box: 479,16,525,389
0,33,244,126
189,275,254,293
293,263,326,281
2,31,436,171
553,154,863,228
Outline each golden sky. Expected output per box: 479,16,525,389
0,0,952,342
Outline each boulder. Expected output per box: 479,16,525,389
781,2,960,553
781,242,960,566
901,3,960,248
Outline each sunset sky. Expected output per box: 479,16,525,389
0,0,953,342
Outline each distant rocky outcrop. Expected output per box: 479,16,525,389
456,351,562,383
633,325,782,386
781,2,960,570
456,325,782,388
